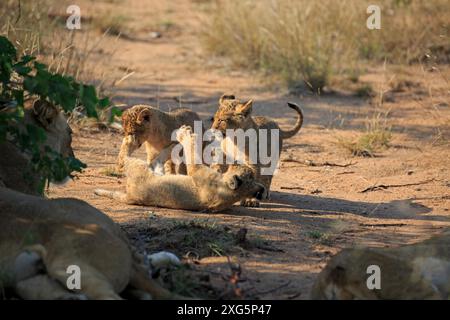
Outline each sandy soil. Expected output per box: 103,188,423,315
49,0,450,299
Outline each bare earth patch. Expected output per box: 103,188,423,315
49,0,450,299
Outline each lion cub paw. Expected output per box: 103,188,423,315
240,198,260,207
176,125,193,143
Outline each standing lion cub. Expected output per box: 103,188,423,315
117,105,201,174
211,94,304,207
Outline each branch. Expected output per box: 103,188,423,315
359,179,434,193
283,158,357,167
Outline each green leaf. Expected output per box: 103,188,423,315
108,106,122,122
0,36,17,60
12,90,24,107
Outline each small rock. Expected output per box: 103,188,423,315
149,31,162,39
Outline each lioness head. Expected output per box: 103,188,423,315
211,94,254,133
310,248,379,300
28,99,74,158
310,247,434,300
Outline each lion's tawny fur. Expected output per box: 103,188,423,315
99,126,265,212
117,104,201,174
211,94,303,206
0,186,178,300
311,231,450,300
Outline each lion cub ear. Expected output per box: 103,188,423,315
32,99,59,128
219,94,236,105
236,99,253,116
227,175,243,190
137,109,151,123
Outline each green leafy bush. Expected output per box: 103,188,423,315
0,36,110,193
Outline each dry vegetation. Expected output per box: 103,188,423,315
336,112,392,157
203,0,450,92
1,0,450,299
0,0,124,98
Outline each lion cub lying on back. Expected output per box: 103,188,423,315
211,94,304,206
117,105,201,174
311,230,450,299
97,125,265,212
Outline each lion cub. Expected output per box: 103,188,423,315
97,125,265,212
311,231,450,300
211,95,303,206
117,105,201,174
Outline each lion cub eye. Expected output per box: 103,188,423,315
143,115,150,121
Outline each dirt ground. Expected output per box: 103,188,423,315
50,0,450,299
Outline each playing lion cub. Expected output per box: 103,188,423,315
117,104,201,174
211,94,303,206
96,125,266,212
311,230,450,299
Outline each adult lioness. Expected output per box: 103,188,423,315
0,187,178,300
117,105,201,174
0,100,74,195
96,125,266,212
0,101,178,299
311,230,450,299
211,95,303,207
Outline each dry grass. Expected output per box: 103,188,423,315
203,0,450,92
99,166,124,178
337,113,392,157
91,13,131,36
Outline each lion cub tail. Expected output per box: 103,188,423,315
94,189,127,202
280,102,304,140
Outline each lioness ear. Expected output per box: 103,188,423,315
228,175,243,190
236,99,253,116
219,94,236,105
329,265,347,285
32,99,59,128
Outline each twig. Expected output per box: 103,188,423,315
280,186,305,190
359,223,407,228
283,158,357,167
15,0,21,24
359,179,434,193
221,256,243,299
74,174,123,180
336,171,355,175
252,281,291,295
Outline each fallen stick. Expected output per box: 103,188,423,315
280,186,305,190
359,179,434,193
252,281,291,295
359,223,407,228
283,158,357,167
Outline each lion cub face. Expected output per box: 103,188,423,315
221,165,266,200
122,105,159,146
211,96,254,134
